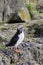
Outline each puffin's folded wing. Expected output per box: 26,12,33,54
6,34,19,47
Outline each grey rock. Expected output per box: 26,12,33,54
0,56,4,65
17,62,32,65
22,62,32,65
0,56,2,62
0,0,24,20
2,56,10,65
17,62,23,65
13,54,19,60
0,62,4,65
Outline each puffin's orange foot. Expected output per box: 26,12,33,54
13,48,22,53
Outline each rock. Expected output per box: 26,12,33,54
0,53,10,65
29,0,37,4
2,56,10,65
18,7,31,23
0,41,42,65
37,0,43,7
36,0,43,13
33,14,40,20
39,14,43,19
0,0,24,21
7,13,25,23
0,22,43,65
0,56,4,65
13,54,19,60
0,62,4,65
0,56,3,62
17,62,33,65
22,62,32,65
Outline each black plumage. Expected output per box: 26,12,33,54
6,29,22,47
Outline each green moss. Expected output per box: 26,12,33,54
0,44,5,50
25,2,39,19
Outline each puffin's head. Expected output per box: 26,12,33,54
17,24,23,32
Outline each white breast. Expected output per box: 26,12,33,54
15,31,24,48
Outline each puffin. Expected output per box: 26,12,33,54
6,24,24,53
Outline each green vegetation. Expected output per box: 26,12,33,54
25,2,39,19
0,44,5,50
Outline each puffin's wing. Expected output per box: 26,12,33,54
6,32,19,47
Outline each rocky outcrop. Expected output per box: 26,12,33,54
18,7,31,23
0,0,43,65
0,41,43,65
0,0,24,20
0,23,43,65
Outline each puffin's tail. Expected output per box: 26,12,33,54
5,42,12,47
5,44,9,47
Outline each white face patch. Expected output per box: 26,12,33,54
17,24,23,30
15,31,24,48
